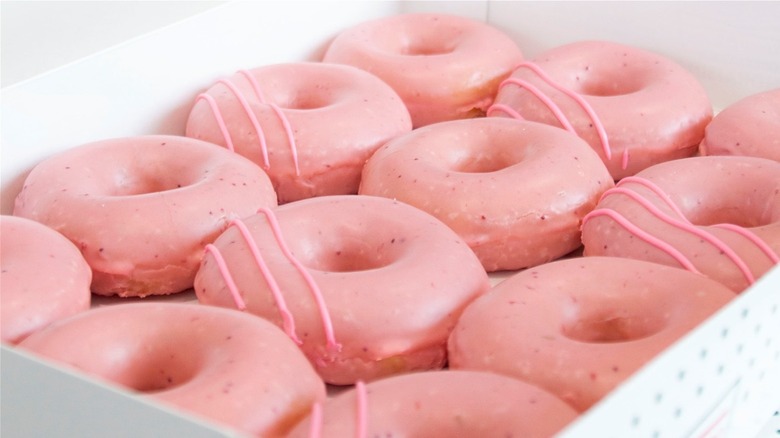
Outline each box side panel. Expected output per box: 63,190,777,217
1,346,241,437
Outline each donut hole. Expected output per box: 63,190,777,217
454,153,520,173
576,75,645,97
301,235,404,273
111,165,201,196
284,92,333,110
401,40,456,56
126,352,201,393
562,310,665,343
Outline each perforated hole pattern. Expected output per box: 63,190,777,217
560,268,780,437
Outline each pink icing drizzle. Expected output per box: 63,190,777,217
355,380,368,438
256,207,342,353
618,177,778,265
489,77,579,136
229,218,302,344
600,187,756,284
492,61,612,160
203,243,246,310
217,78,271,168
713,223,780,264
238,70,301,175
195,93,235,152
621,149,630,170
583,208,701,273
589,176,779,284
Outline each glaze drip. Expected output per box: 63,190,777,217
355,380,368,438
307,401,323,438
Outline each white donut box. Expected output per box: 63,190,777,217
1,2,779,436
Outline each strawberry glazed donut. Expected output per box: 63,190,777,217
490,40,713,180
359,117,614,272
18,302,326,436
194,195,490,385
581,155,780,292
448,257,735,412
288,370,579,437
323,13,524,127
700,88,780,162
185,62,412,204
1,215,91,344
13,135,277,297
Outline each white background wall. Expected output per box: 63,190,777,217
1,1,225,86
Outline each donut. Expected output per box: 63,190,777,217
288,370,579,437
489,40,713,180
580,155,780,292
1,215,91,344
700,88,780,162
13,135,277,297
358,117,614,272
18,302,326,436
185,62,412,203
448,256,735,412
194,195,490,385
323,13,523,127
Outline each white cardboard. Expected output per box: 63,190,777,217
2,2,779,436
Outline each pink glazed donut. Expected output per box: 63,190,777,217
490,40,713,180
359,117,614,271
288,370,579,437
323,13,524,127
18,302,326,436
194,195,490,385
581,155,780,292
448,256,735,412
700,88,780,162
0,215,91,344
185,62,412,204
13,135,277,297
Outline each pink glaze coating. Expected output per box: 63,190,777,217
18,302,326,436
185,62,412,203
194,195,490,385
0,215,91,344
448,257,735,412
358,117,614,271
491,40,713,179
700,88,780,162
288,370,579,437
581,156,780,292
323,13,523,128
13,135,277,297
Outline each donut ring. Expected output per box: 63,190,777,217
185,62,412,203
288,370,579,437
448,256,735,412
359,117,614,271
700,88,780,162
13,135,277,297
194,195,490,385
324,13,523,127
490,40,713,179
581,155,780,292
1,215,91,344
18,302,326,436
